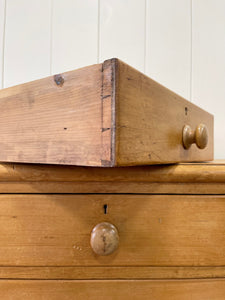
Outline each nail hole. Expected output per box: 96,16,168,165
64,128,67,130
103,204,108,214
185,107,188,115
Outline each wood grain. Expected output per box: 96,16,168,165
0,63,112,166
0,181,225,194
0,58,213,166
0,161,224,183
0,279,225,299
0,266,225,280
0,162,223,194
116,59,213,165
101,59,116,165
0,194,225,266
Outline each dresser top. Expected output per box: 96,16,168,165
0,160,224,184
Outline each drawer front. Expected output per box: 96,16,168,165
0,194,225,266
0,279,224,299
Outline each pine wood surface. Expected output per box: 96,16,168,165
115,59,213,165
0,266,225,280
0,279,224,300
0,194,224,267
0,161,224,182
0,161,223,194
0,58,213,166
0,63,110,166
0,161,223,297
0,181,225,194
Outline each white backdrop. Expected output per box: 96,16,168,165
0,0,224,158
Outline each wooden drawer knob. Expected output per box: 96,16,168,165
90,222,119,256
183,124,208,149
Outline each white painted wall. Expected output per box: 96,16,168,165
0,0,224,158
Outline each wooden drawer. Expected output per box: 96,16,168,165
0,59,213,166
0,194,225,266
0,279,224,299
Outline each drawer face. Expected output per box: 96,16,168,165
0,194,225,266
0,279,224,300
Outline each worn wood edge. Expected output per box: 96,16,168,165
113,58,120,167
110,58,117,167
100,58,118,167
101,60,112,166
0,266,225,280
0,182,225,194
1,162,225,183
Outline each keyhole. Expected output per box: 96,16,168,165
185,107,188,115
103,204,108,214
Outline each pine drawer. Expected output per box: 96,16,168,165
0,194,225,267
0,279,224,299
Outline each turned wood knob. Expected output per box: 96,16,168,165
183,124,208,149
90,222,119,256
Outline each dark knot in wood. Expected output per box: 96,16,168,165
54,74,64,86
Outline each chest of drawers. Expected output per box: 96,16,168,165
0,161,224,299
